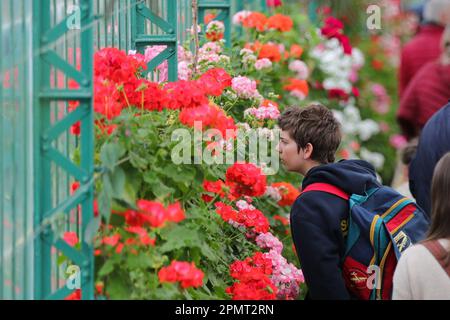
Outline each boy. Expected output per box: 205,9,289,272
277,104,380,299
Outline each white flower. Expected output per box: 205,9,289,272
242,54,257,65
360,148,385,169
351,48,365,69
219,55,230,64
240,48,254,56
357,119,380,141
255,58,272,70
288,60,309,80
265,186,282,202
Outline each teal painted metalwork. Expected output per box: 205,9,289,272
198,0,232,48
0,0,34,300
32,0,95,300
308,0,319,25
131,0,178,82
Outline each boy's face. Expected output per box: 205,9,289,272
278,130,307,173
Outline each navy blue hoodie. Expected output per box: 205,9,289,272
290,159,380,300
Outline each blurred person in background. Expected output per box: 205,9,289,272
408,101,450,217
397,25,450,140
393,152,450,300
399,0,450,98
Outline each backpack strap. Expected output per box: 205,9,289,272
421,240,450,278
302,183,350,200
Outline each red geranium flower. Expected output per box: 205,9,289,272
197,68,232,97
158,261,204,289
266,0,282,7
266,14,293,32
225,162,267,198
258,43,282,62
63,231,79,247
242,12,268,32
226,252,277,300
328,88,349,101
202,180,227,202
271,182,300,207
164,80,208,110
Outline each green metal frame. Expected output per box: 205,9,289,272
131,0,178,81
33,0,95,300
199,0,232,48
234,0,267,12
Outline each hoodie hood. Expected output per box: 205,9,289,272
302,159,380,195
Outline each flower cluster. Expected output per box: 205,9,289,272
264,250,304,300
91,48,236,122
266,0,282,7
225,162,267,198
226,252,278,300
179,102,236,136
258,43,283,62
206,20,225,42
235,11,293,33
215,202,270,234
283,78,309,100
231,76,262,100
202,179,227,202
320,17,352,55
158,261,205,289
197,68,232,97
255,232,283,254
164,80,208,110
288,60,309,80
254,58,272,71
311,38,364,101
270,182,300,207
266,14,293,32
124,200,185,229
244,100,280,121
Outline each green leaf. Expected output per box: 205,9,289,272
110,167,126,198
84,217,101,246
129,152,148,170
127,254,167,269
98,259,115,277
98,176,112,222
159,226,201,253
57,254,68,267
143,171,174,199
100,143,125,172
107,272,130,300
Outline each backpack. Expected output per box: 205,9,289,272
302,182,430,300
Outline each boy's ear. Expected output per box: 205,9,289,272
303,143,314,160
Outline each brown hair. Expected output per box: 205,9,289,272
427,152,450,266
278,104,342,164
